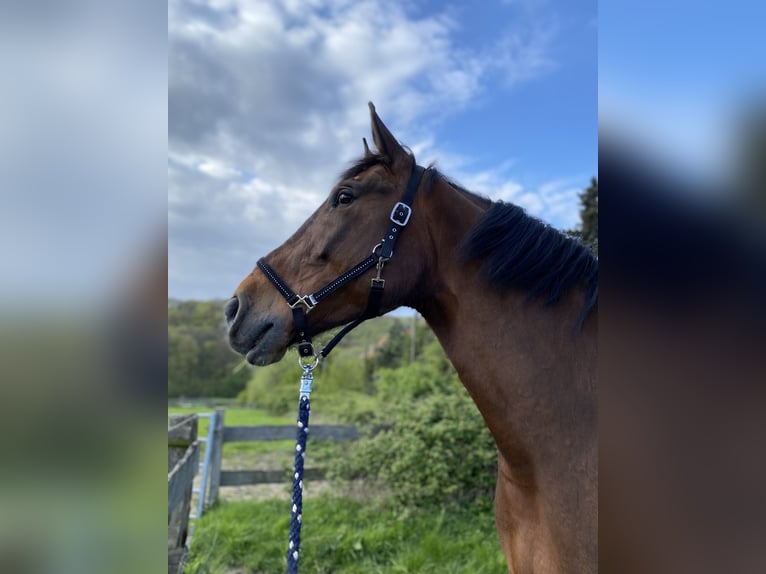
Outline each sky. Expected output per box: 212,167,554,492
168,0,597,301
599,1,766,183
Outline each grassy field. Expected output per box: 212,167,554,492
171,404,506,572
186,497,506,574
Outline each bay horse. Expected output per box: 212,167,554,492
226,103,597,573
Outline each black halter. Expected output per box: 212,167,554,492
257,162,426,364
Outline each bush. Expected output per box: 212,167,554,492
238,358,301,415
324,355,498,512
238,325,499,512
239,350,374,416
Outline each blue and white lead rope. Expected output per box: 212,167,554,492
286,366,313,574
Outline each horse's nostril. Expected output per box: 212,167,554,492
224,296,239,327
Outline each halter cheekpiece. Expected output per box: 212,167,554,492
257,162,425,365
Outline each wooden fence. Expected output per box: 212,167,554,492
167,414,199,574
214,418,360,493
167,408,361,573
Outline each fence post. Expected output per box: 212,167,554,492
208,408,225,506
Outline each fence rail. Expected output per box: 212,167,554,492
214,415,360,488
223,424,361,443
220,467,328,486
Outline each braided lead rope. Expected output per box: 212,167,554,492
286,366,313,574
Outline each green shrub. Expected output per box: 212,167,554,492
324,358,497,512
237,324,498,512
318,353,367,393
238,358,302,415
239,350,374,416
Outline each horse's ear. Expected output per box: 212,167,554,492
362,137,373,158
369,102,408,166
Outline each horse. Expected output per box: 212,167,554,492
226,103,598,573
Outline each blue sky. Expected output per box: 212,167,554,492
600,1,766,180
431,0,597,179
169,0,597,300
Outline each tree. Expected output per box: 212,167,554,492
566,177,598,255
373,321,410,370
168,300,252,398
168,330,201,396
579,177,598,252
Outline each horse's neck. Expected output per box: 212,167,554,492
424,285,596,445
414,180,597,483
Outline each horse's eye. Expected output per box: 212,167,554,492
336,190,355,206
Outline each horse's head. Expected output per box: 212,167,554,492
227,103,432,366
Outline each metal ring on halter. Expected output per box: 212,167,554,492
298,352,320,370
372,242,392,260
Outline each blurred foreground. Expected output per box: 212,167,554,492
0,1,166,572
599,137,766,573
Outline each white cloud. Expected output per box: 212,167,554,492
198,158,241,179
168,0,563,298
535,177,585,228
439,162,582,228
487,21,557,88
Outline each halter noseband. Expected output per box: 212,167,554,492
257,162,426,365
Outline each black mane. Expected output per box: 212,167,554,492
460,195,598,327
339,155,598,327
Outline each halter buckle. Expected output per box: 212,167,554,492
390,202,411,226
288,294,317,313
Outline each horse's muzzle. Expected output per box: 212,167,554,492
226,293,289,365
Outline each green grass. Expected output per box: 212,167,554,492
187,497,507,574
168,406,295,455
